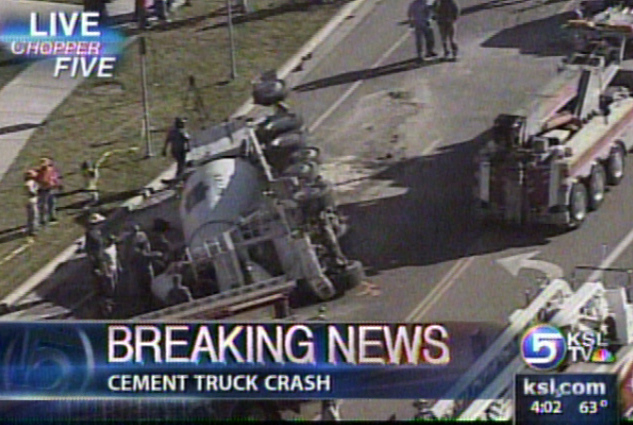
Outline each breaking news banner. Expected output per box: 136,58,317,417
515,374,619,425
0,322,485,400
0,11,125,78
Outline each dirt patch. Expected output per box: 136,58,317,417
319,82,431,202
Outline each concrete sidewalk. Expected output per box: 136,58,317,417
0,0,186,182
0,0,83,181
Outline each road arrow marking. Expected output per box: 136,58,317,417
496,251,564,280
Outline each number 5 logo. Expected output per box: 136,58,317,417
2,326,95,394
521,325,567,371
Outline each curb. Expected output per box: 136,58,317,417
233,0,375,118
0,0,377,309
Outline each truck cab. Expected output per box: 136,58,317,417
476,27,633,228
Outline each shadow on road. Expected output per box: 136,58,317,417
481,12,576,57
293,58,442,92
0,123,43,136
337,129,566,276
0,225,26,244
461,0,567,15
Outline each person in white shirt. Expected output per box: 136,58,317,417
24,169,39,236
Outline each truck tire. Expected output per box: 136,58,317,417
339,260,364,290
606,144,625,185
568,183,588,228
255,113,304,144
293,181,336,216
587,163,606,211
265,132,306,171
252,78,288,106
290,146,321,165
283,161,320,182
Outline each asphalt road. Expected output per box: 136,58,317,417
6,0,633,420
274,0,633,419
288,0,585,324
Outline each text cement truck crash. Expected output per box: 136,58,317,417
476,27,633,228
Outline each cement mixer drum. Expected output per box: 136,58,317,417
180,158,264,250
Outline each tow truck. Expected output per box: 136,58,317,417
416,266,633,421
475,22,633,227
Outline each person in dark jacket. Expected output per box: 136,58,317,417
435,0,460,59
85,216,105,272
162,117,190,178
166,274,193,306
127,224,159,311
408,0,438,62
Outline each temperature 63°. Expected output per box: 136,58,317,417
579,400,609,414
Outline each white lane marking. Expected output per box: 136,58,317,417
308,30,412,132
589,227,633,281
405,256,476,321
0,238,34,267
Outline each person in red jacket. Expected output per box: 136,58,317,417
36,157,62,226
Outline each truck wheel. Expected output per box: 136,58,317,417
293,181,336,214
587,163,606,211
341,260,364,290
606,144,625,185
568,183,588,228
330,260,364,294
290,146,321,165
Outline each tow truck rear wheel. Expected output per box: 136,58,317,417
568,183,588,228
606,143,625,186
587,163,606,211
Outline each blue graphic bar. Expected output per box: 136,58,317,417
0,322,489,399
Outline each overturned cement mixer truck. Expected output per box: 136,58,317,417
138,70,364,318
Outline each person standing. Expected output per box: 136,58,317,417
81,160,100,206
24,170,39,237
408,0,438,62
125,224,158,312
85,213,106,272
435,0,460,59
100,234,120,297
162,117,190,178
166,272,193,306
36,158,62,226
95,234,118,318
154,0,170,22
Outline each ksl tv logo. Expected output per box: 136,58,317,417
520,324,615,371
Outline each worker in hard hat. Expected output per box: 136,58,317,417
163,117,190,178
24,169,40,237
